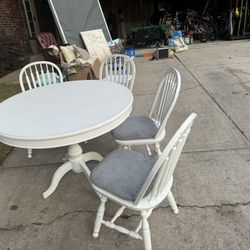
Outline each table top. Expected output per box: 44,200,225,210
0,80,133,148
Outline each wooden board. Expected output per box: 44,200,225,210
80,29,111,62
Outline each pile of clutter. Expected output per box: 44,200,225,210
167,30,189,53
47,44,100,80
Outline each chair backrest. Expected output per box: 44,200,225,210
99,54,136,90
149,68,181,139
19,61,63,92
36,32,60,64
36,32,59,50
134,112,197,205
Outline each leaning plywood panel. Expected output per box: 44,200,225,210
80,29,112,62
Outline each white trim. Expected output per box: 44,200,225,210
22,0,38,38
97,0,112,41
0,80,133,149
47,0,67,44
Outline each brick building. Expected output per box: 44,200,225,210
0,0,32,77
0,0,59,77
0,0,30,46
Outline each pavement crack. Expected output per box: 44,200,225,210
180,85,200,93
177,201,250,209
134,93,154,97
31,209,96,226
0,209,96,232
183,147,250,154
113,201,250,220
1,202,249,232
0,224,26,232
154,201,250,211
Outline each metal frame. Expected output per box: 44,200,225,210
97,0,112,41
47,0,111,45
47,0,67,44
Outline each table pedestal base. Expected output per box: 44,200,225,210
43,144,103,199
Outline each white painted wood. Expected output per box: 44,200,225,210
19,61,63,158
141,210,152,250
110,206,125,223
43,161,72,199
0,81,133,148
146,144,152,155
155,142,161,156
43,146,104,199
102,220,142,240
19,61,63,92
99,54,136,90
167,191,179,214
91,113,197,250
93,196,107,238
27,148,32,158
114,68,181,154
0,80,133,198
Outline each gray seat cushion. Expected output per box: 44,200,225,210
111,116,158,141
90,149,156,201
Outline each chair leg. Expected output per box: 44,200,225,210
122,145,131,150
93,196,107,238
155,143,162,156
27,148,32,158
141,210,152,250
146,145,152,155
167,190,179,214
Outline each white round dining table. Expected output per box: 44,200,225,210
0,80,133,198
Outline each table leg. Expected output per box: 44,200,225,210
43,161,72,199
83,151,104,162
43,144,104,199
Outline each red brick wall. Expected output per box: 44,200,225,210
0,0,30,48
0,0,30,76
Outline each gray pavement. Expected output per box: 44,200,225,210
0,41,250,250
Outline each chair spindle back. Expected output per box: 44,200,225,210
149,68,181,137
99,54,136,90
19,61,63,92
134,113,197,206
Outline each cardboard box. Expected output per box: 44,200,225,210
68,66,95,81
91,58,101,79
68,58,101,81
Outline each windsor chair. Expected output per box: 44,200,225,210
90,113,197,250
99,54,136,90
19,61,63,158
111,68,181,155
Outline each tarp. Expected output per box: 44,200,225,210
48,0,111,47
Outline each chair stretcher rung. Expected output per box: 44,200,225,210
102,220,143,240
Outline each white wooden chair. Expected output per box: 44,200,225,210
111,68,181,155
19,61,63,158
90,113,197,250
19,61,63,92
99,54,136,90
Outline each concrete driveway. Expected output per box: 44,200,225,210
0,40,249,250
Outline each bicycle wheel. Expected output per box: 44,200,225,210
198,23,209,42
209,24,218,41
